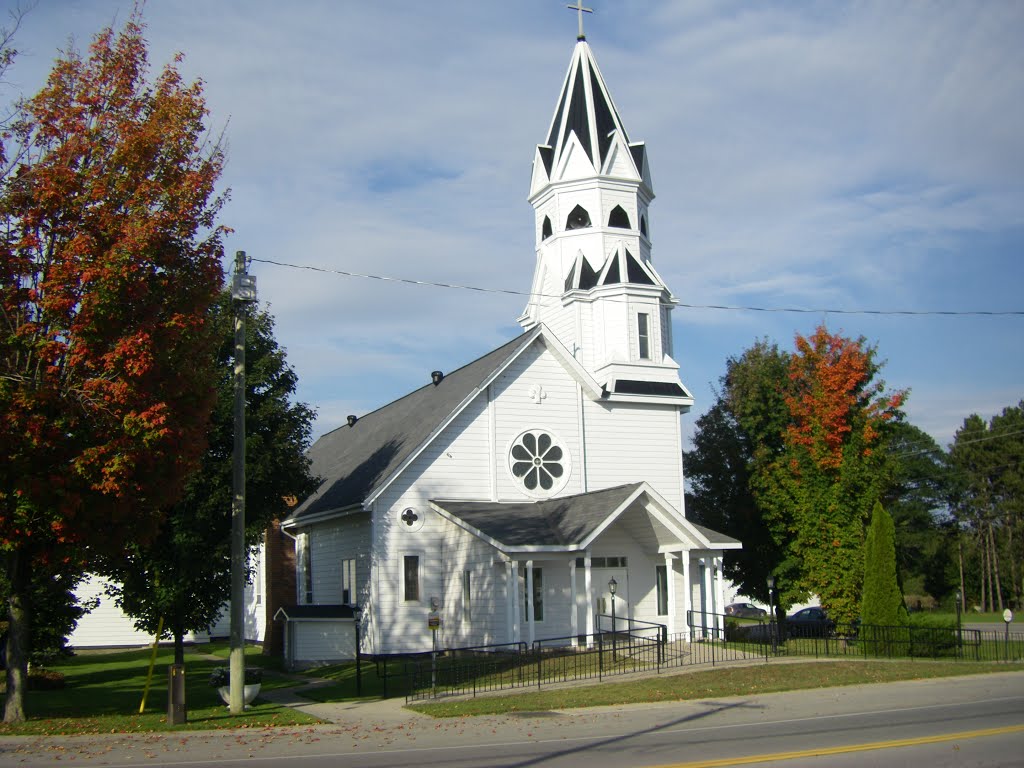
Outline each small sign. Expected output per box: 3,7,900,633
428,612,441,631
1004,608,1014,624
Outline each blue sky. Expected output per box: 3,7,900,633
9,1,1023,449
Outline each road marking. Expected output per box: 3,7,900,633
649,723,1024,767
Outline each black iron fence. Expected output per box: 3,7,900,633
402,615,768,702
389,613,1023,701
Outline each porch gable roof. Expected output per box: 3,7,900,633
430,482,740,553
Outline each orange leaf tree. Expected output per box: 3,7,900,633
753,326,906,623
0,15,225,722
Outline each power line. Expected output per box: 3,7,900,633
249,257,1024,318
892,426,1024,459
948,427,1024,450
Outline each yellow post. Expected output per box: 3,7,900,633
138,617,164,714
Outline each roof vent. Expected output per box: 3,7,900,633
347,415,358,427
431,370,444,386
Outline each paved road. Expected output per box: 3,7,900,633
1,671,1021,767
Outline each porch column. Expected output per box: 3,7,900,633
505,560,515,644
569,558,578,647
525,559,535,646
702,557,714,639
664,552,676,636
584,551,594,645
680,553,691,638
714,556,726,636
511,559,521,644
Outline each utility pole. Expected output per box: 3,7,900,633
230,251,257,714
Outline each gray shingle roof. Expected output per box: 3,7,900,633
434,483,643,547
286,332,534,524
690,522,741,547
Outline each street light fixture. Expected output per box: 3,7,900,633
766,575,777,655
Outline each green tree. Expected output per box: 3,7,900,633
948,402,1024,612
754,327,905,623
101,295,319,664
861,501,909,627
880,421,951,603
0,16,225,721
686,340,800,613
0,562,94,666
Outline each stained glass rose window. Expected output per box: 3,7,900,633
509,430,569,495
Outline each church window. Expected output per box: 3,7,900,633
656,565,668,616
575,556,628,568
608,205,630,229
525,567,544,622
565,204,592,230
640,215,648,238
509,430,568,495
342,558,356,605
403,555,420,602
637,313,651,359
542,216,553,240
463,570,471,621
298,533,313,604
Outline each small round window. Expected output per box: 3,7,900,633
508,429,571,497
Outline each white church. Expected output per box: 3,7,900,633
274,26,740,665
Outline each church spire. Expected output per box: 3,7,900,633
520,30,690,408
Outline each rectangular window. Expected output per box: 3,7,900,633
341,558,356,605
575,556,628,568
298,533,314,604
403,555,420,602
524,567,544,622
656,565,668,616
253,551,263,605
637,313,650,359
462,570,471,621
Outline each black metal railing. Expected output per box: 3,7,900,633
394,615,1023,701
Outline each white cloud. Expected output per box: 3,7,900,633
9,1,1023,444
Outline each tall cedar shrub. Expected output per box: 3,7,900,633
861,502,909,656
862,502,909,626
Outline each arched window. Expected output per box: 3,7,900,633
608,205,630,229
640,215,648,238
565,204,592,230
542,216,553,240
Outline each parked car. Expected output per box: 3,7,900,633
786,606,835,638
725,602,768,620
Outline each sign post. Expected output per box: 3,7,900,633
429,597,441,696
1004,609,1014,662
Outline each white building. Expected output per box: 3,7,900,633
276,31,739,666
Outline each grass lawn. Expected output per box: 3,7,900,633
0,643,321,736
406,659,1024,718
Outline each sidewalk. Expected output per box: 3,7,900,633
256,674,425,727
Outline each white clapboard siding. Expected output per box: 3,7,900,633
288,619,355,665
71,545,267,648
441,522,507,648
305,513,371,604
582,399,682,508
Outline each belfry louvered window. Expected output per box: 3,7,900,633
608,205,630,229
566,205,592,230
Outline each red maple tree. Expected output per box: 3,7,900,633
0,15,226,721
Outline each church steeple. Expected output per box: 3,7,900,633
519,34,691,408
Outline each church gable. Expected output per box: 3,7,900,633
490,339,585,501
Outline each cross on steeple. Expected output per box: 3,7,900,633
567,1,593,41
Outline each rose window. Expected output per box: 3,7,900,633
509,430,567,494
